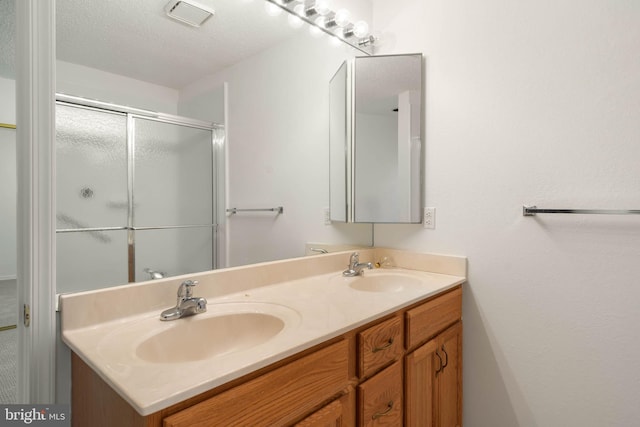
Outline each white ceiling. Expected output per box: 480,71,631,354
0,0,303,89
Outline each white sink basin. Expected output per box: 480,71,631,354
332,270,429,293
136,312,285,363
97,302,300,365
349,272,424,292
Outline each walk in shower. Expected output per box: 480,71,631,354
56,95,224,294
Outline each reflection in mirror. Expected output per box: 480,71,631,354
46,0,376,293
330,54,423,224
354,54,423,223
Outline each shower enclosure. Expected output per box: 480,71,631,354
55,95,223,294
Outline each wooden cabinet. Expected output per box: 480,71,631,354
405,322,463,427
71,286,463,427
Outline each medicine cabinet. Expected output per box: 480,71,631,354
329,54,423,223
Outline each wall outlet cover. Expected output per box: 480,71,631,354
423,207,435,229
323,207,332,225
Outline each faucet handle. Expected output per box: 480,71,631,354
178,280,199,299
349,252,360,267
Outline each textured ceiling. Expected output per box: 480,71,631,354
0,0,300,88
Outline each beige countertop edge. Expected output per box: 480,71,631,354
62,271,465,416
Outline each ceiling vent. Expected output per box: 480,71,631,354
165,0,215,27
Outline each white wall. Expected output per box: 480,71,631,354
373,0,640,426
57,61,179,114
0,76,16,279
180,31,373,267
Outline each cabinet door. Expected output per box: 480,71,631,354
405,338,437,427
437,322,462,427
405,322,462,427
295,391,355,427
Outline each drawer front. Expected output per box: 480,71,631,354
405,287,462,351
163,340,350,427
358,316,403,378
357,361,403,426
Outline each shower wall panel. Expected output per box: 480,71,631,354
133,118,213,227
56,230,128,294
134,228,213,282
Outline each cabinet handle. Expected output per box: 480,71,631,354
441,345,449,370
372,401,394,420
372,337,394,353
435,350,443,376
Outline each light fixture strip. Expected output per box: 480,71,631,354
264,0,374,55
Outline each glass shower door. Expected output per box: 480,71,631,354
55,104,129,293
132,117,215,281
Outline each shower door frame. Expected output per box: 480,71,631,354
55,94,224,283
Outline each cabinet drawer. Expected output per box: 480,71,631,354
357,361,403,426
405,287,462,351
358,316,403,378
163,340,350,427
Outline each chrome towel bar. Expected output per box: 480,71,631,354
226,206,284,215
523,205,640,216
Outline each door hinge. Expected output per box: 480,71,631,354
23,303,30,327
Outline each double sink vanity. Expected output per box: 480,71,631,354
60,248,466,426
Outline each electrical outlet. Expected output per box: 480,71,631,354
423,207,435,229
323,207,332,225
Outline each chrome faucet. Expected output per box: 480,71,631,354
160,279,207,321
144,268,166,280
343,252,373,277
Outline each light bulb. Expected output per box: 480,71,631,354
315,16,327,28
334,8,350,27
315,0,331,16
352,21,369,38
293,3,305,16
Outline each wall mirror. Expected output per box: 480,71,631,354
0,0,379,295
330,53,423,223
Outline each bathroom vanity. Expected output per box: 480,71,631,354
60,249,465,426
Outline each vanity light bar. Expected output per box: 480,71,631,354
264,0,375,55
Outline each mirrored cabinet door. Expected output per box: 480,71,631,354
329,54,423,224
329,62,349,223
